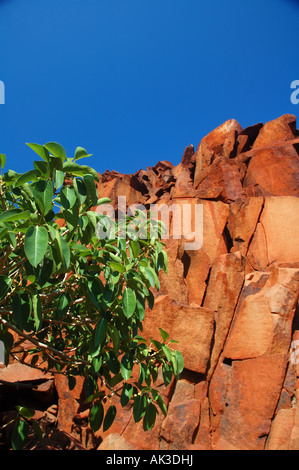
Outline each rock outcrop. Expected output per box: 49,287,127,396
1,114,299,450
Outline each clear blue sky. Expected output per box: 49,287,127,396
0,0,298,175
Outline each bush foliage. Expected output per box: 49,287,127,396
0,143,183,449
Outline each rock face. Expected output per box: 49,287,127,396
2,114,299,450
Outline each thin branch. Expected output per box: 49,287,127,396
0,316,90,366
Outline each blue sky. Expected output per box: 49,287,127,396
0,0,298,175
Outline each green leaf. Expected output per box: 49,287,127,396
107,351,120,374
54,169,64,189
30,419,43,441
138,363,151,387
24,225,49,267
57,293,70,319
11,291,31,330
93,318,108,348
175,350,184,376
53,232,70,269
16,406,35,419
26,143,50,162
143,402,158,431
120,383,133,407
73,177,87,204
146,290,155,310
32,293,42,331
135,294,145,321
84,174,98,204
74,146,92,161
11,419,29,450
159,328,170,343
33,160,48,176
60,186,77,210
162,344,172,362
154,393,168,417
108,372,123,388
130,240,140,258
108,325,120,354
0,276,13,301
158,249,168,273
80,165,100,182
120,354,133,381
122,287,136,319
142,266,159,289
162,362,173,387
133,394,147,423
63,162,99,182
44,142,67,161
103,405,116,432
109,261,126,273
0,153,6,170
92,356,102,374
32,180,53,215
0,209,30,224
49,156,63,172
14,169,41,187
89,402,104,432
97,197,112,205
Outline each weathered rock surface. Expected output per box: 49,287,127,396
2,113,299,450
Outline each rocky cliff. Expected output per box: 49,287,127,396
1,114,299,450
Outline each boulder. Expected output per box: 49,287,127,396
203,252,247,379
223,268,299,360
252,114,297,149
98,433,136,450
247,197,299,270
142,295,215,374
243,145,299,197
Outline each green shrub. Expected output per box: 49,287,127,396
0,143,183,449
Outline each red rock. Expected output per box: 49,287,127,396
247,197,299,270
197,119,243,157
142,295,215,374
183,249,211,307
212,354,288,450
203,252,247,379
227,197,264,255
193,381,211,449
223,268,299,360
243,145,299,197
96,175,146,209
5,114,299,451
161,198,229,307
236,122,264,154
266,408,295,450
199,199,229,263
193,142,217,187
0,363,53,383
98,433,136,450
160,380,200,450
195,157,245,202
252,114,297,149
180,144,195,167
158,238,189,304
54,374,85,433
289,392,299,450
